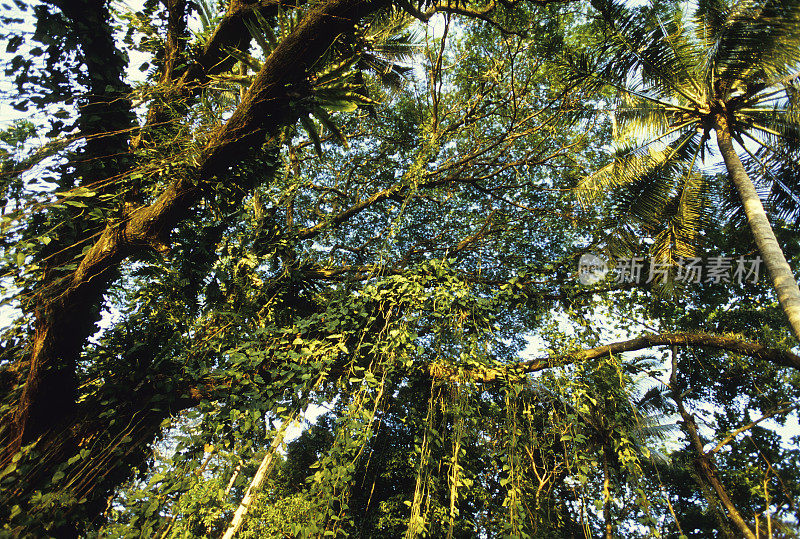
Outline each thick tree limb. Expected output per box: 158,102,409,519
520,332,800,372
431,332,800,384
9,0,389,452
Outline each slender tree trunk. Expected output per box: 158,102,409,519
220,414,297,539
671,347,739,538
676,399,756,538
602,444,613,539
225,459,244,495
715,113,800,341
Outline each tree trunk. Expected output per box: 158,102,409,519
715,113,800,341
225,459,244,495
10,0,136,453
677,400,756,539
220,414,296,539
602,444,613,539
671,347,740,538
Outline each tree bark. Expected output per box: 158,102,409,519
432,331,800,384
10,0,136,452
714,112,800,341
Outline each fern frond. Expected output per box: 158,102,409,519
299,115,323,156
311,106,349,148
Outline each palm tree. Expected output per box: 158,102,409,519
577,0,800,339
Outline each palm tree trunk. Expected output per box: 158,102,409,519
715,113,800,341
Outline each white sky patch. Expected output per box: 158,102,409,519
283,403,330,444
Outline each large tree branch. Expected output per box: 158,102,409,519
520,332,800,372
432,332,800,384
105,0,387,317
10,0,389,452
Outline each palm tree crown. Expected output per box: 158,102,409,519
578,0,800,339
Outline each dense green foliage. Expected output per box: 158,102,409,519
1,0,799,537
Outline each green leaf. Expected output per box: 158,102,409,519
299,115,323,156
71,187,97,197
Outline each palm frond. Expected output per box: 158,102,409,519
651,171,711,265
765,155,800,223
356,7,420,94
311,106,349,148
593,0,704,107
580,130,707,264
706,0,800,94
312,55,361,88
694,0,729,40
740,99,800,147
358,55,413,93
636,384,672,412
613,95,678,141
191,0,218,33
634,420,680,442
362,7,421,50
243,12,277,56
299,115,323,156
646,7,707,100
739,133,800,222
577,127,697,208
